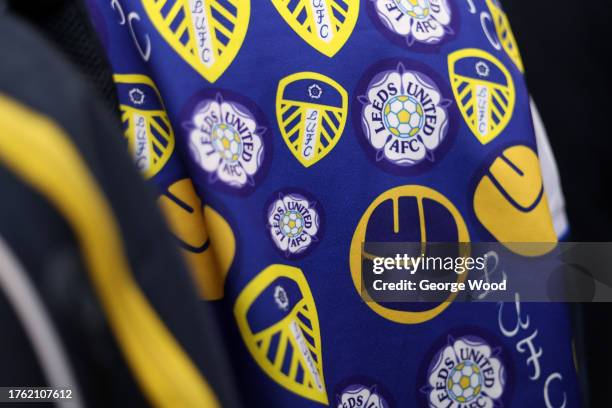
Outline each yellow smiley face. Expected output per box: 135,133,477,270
474,145,557,257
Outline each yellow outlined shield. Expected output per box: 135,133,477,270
448,49,515,145
276,72,347,167
486,0,524,72
115,74,175,179
158,178,235,300
142,0,250,83
234,264,328,404
271,0,358,57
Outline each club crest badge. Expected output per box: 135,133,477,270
486,0,524,72
234,264,328,404
335,378,394,408
448,48,515,145
265,190,323,259
270,0,358,57
473,145,557,256
158,178,235,300
368,0,457,49
141,0,249,83
349,185,469,324
422,335,506,407
276,72,348,167
115,74,175,179
183,90,270,194
355,60,454,175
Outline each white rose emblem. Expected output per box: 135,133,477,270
373,0,454,46
426,336,506,407
360,63,451,168
267,192,321,258
188,93,265,190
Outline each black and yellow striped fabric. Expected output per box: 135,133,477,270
0,12,241,408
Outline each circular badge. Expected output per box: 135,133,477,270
265,189,324,259
354,60,456,176
349,185,469,324
367,0,459,51
335,377,395,408
182,89,271,195
419,330,511,407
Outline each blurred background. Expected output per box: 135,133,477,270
505,1,612,406
505,1,612,241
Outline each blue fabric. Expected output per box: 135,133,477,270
86,0,580,406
